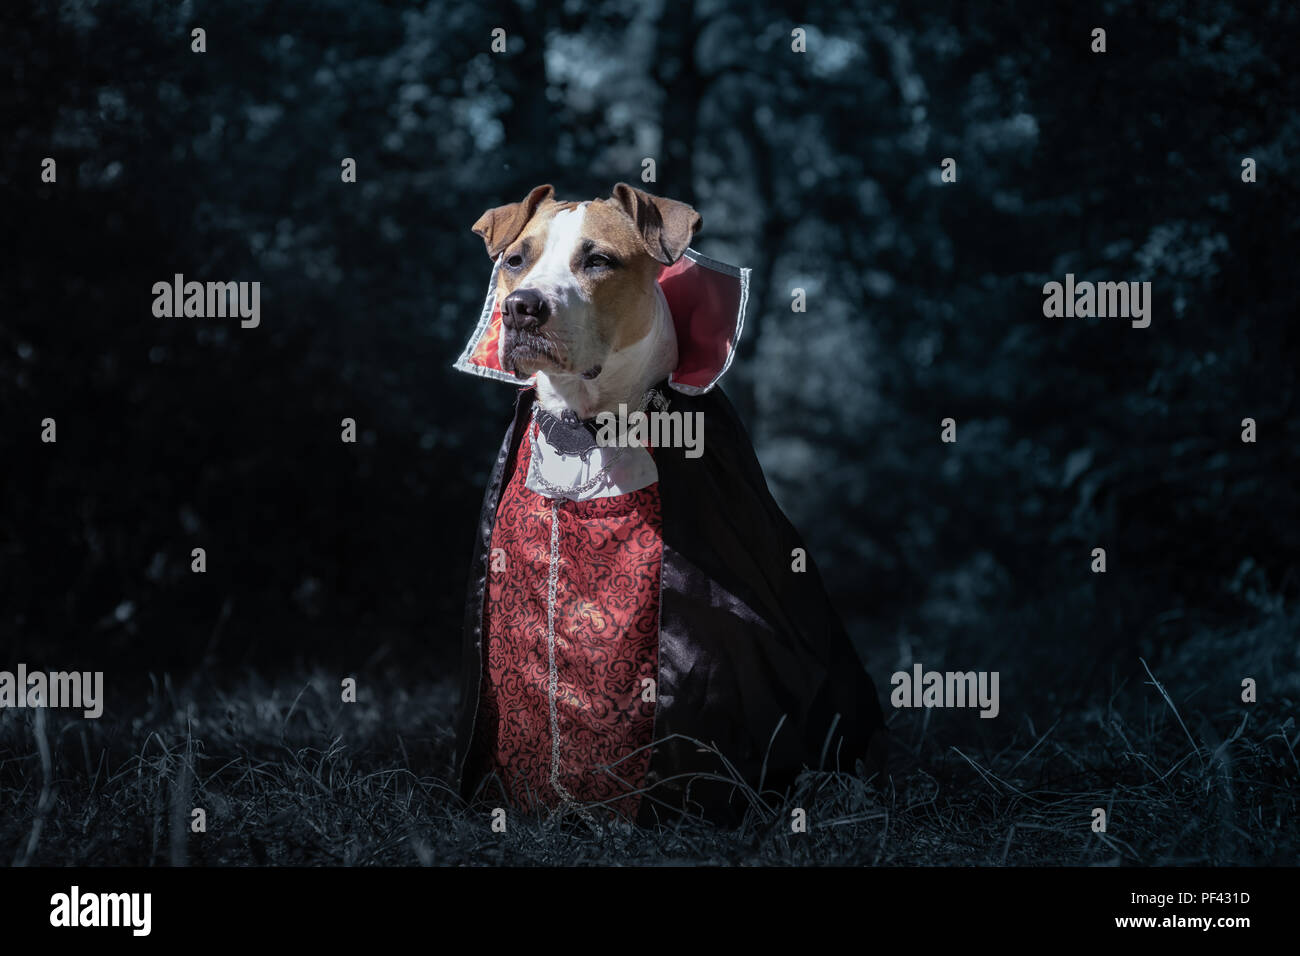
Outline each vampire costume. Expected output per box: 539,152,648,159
453,249,888,827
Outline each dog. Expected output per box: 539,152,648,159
453,183,887,826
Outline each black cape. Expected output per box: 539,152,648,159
455,382,887,826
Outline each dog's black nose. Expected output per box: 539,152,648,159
502,288,549,330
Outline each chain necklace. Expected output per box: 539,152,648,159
528,388,657,499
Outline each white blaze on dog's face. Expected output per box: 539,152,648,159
471,184,701,391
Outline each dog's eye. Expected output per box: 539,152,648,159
505,253,525,269
584,253,615,270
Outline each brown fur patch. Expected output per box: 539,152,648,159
493,200,564,299
580,200,662,350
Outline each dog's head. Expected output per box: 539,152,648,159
471,183,701,380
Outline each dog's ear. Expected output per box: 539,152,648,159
472,184,555,259
610,182,702,266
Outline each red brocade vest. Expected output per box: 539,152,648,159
471,420,662,820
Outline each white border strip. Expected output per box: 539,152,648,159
667,250,750,395
452,253,537,386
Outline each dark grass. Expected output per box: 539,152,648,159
3,609,1296,867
